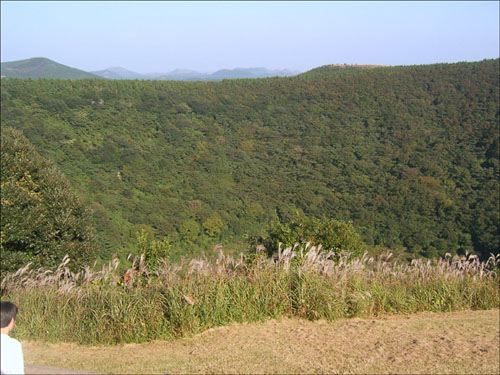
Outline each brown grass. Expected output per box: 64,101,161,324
22,309,499,374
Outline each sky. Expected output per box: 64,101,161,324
1,1,499,74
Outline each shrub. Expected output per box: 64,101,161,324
262,211,364,257
136,229,172,271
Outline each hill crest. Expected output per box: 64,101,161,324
1,57,101,79
302,64,387,75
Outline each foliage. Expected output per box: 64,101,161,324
1,59,498,260
261,211,364,257
179,220,200,243
1,250,498,345
136,229,172,270
202,212,226,237
0,127,97,272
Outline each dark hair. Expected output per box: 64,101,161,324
0,301,18,328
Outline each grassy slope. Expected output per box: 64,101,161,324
22,309,499,374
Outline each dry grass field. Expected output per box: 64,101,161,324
23,309,499,374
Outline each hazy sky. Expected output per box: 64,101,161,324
1,1,499,73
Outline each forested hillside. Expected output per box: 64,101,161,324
1,59,498,260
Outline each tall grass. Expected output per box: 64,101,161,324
1,245,498,345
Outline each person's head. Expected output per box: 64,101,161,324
1,301,18,334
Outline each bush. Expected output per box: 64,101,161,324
261,211,364,257
136,229,172,271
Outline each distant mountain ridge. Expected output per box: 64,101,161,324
91,66,301,80
1,57,301,80
1,57,100,79
91,66,145,80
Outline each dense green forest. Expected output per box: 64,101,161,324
1,59,498,262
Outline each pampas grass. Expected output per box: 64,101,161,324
1,245,498,345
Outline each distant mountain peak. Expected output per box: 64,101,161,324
1,57,100,79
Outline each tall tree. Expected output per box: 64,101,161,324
1,127,97,272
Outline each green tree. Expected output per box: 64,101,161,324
1,127,97,272
136,229,172,270
245,202,264,219
263,211,364,257
202,212,226,237
179,219,200,242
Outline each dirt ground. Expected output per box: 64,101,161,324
23,309,499,374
